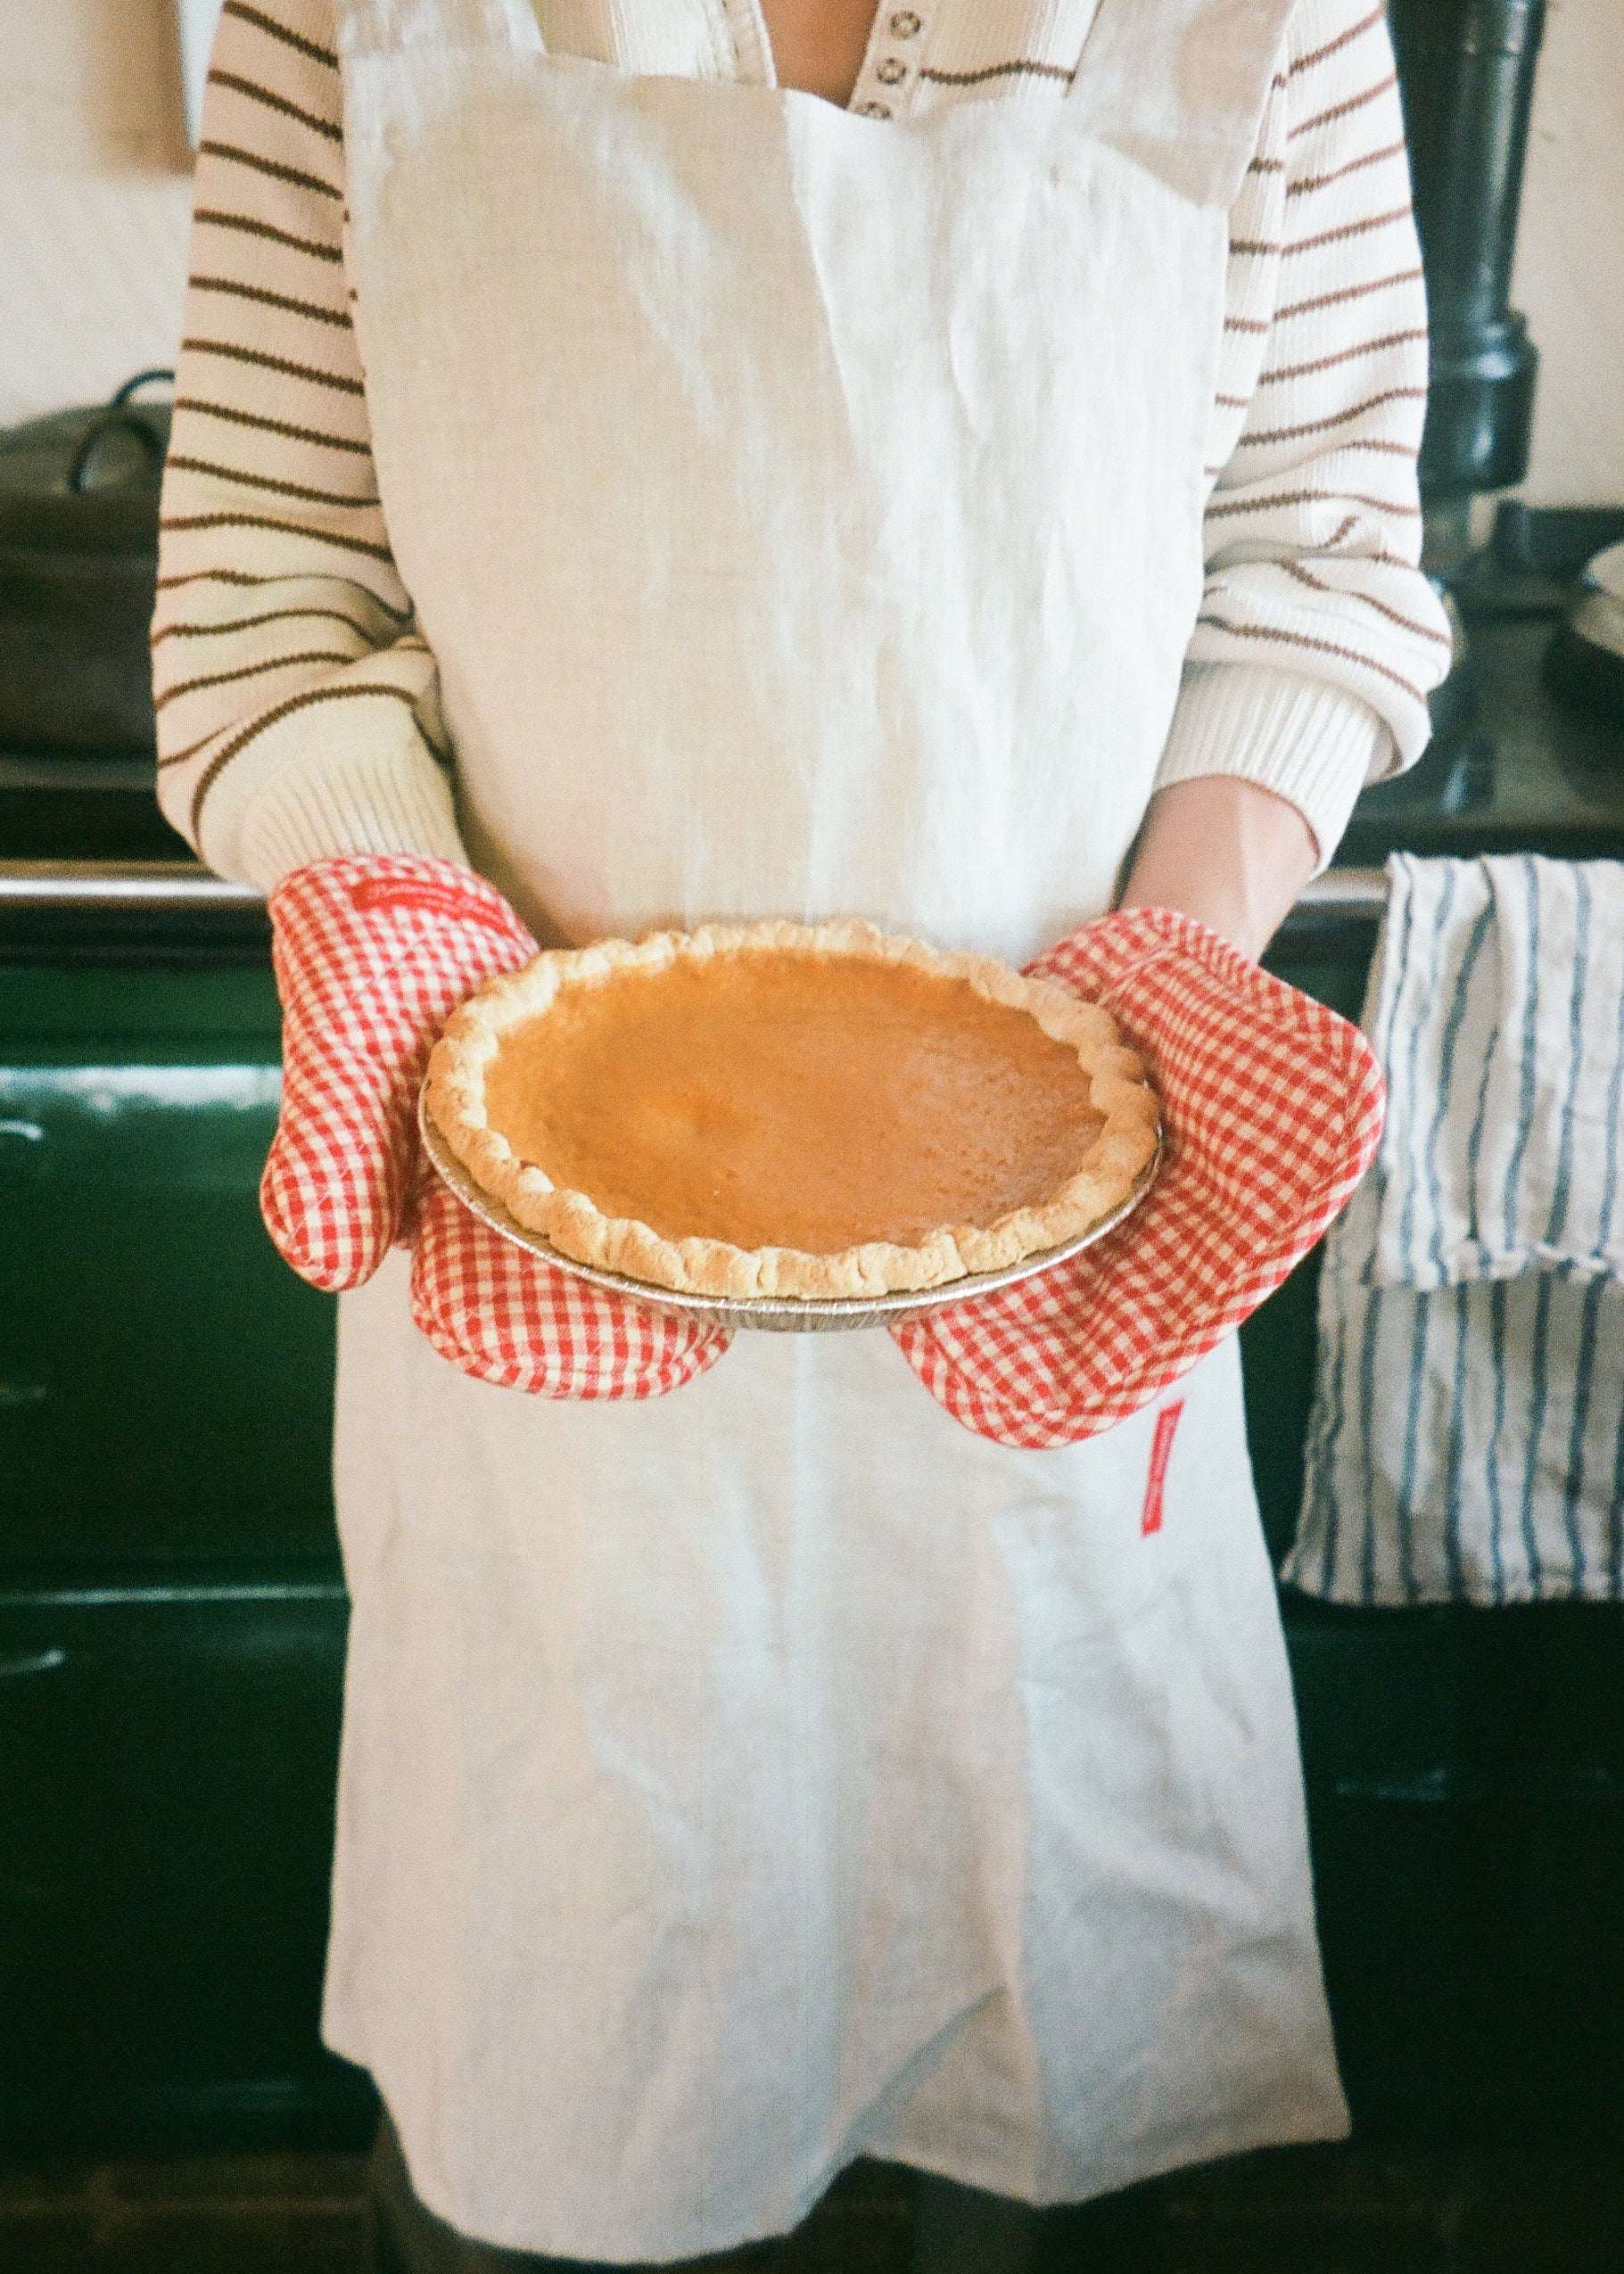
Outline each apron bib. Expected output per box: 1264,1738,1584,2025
319,4,1347,2257
340,5,1223,958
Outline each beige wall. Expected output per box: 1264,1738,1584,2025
0,0,193,431
1511,0,1624,506
0,0,1620,500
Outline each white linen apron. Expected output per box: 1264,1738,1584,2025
322,2,1348,2258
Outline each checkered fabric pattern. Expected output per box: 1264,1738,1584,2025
409,1177,730,1396
889,908,1385,1451
262,853,730,1395
263,853,540,1289
255,854,532,1291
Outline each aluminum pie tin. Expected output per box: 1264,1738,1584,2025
419,1088,1159,1333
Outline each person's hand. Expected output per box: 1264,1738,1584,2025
262,853,539,1288
888,906,1383,1449
262,853,730,1394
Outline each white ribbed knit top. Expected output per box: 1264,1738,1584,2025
153,0,1454,886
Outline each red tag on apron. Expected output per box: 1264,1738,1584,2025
1142,1400,1184,1536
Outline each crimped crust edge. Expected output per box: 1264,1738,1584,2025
425,919,1159,1301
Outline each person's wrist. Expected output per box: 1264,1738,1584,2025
1117,776,1318,960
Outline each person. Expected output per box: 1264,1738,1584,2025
153,0,1451,2266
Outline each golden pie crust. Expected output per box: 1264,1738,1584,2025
425,919,1159,1301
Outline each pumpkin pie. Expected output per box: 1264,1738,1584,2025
424,919,1160,1300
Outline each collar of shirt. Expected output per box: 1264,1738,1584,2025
535,0,1105,120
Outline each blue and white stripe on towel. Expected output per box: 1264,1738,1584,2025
1282,853,1624,1606
1368,854,1624,1289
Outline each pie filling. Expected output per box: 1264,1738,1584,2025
480,949,1106,1255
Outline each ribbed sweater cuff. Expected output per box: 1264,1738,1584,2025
1155,663,1391,874
235,746,467,893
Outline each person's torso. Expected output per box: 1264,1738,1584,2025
333,0,1290,959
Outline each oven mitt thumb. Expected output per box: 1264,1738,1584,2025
889,906,1385,1451
261,853,538,1290
408,1178,732,1396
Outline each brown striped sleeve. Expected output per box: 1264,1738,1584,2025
153,0,464,884
1166,0,1454,866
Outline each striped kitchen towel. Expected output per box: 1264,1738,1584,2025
1282,854,1624,1605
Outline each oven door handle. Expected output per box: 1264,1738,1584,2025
0,861,1391,919
0,861,262,914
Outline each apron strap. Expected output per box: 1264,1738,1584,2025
1068,0,1298,208
334,0,545,59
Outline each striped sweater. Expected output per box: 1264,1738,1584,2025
153,0,1454,889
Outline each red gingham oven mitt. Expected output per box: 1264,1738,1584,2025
888,907,1385,1451
261,853,730,1397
